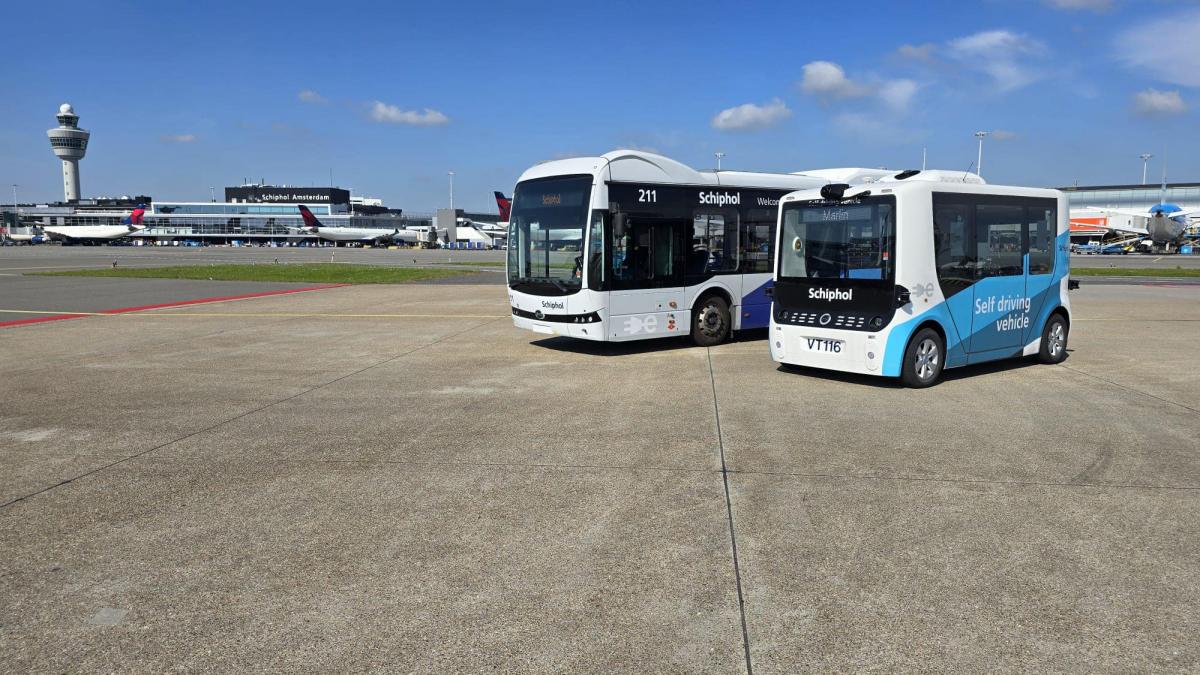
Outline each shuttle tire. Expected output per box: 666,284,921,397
900,327,944,388
1038,314,1068,364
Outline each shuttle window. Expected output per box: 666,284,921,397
1027,207,1055,275
933,202,973,297
975,204,1024,278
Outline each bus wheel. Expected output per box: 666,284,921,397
1038,315,1068,364
901,328,944,388
692,295,730,347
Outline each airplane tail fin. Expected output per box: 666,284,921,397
494,191,511,222
297,205,322,231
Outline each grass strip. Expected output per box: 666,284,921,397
33,263,476,284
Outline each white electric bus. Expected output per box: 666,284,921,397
769,172,1075,387
507,150,905,345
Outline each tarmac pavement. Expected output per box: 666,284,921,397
0,281,1197,671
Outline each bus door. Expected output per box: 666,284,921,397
968,204,1026,354
688,209,742,306
608,214,686,339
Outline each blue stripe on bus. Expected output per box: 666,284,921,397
741,278,774,329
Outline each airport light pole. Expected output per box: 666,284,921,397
714,152,725,171
974,131,990,177
448,171,455,211
1140,154,1153,185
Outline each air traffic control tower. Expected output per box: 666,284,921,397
47,103,89,202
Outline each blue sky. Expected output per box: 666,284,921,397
1,0,1197,212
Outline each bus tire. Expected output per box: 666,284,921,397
692,295,731,347
900,327,944,388
1038,314,1068,364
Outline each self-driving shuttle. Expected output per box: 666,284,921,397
769,172,1074,386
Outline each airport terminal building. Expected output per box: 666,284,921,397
3,183,509,245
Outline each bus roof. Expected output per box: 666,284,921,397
516,150,978,192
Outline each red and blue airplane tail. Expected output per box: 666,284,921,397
121,204,146,229
494,192,511,222
297,204,323,231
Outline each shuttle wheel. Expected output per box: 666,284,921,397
692,295,730,347
901,328,944,388
1038,315,1068,364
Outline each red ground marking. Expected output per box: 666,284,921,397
0,284,348,329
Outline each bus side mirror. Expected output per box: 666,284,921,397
894,285,911,308
613,213,628,238
1068,279,1080,291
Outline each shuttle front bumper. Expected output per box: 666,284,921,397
769,320,888,377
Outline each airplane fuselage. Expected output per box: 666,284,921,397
1146,209,1189,245
43,225,144,243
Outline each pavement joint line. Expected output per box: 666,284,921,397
0,316,504,511
707,347,755,675
1056,363,1200,415
724,468,1200,492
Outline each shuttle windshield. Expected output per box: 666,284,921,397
778,196,896,281
507,175,592,293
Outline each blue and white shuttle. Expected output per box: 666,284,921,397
769,172,1075,387
507,150,898,345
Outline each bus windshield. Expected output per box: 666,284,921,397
507,175,592,291
779,197,896,281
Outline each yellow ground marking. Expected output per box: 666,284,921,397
0,308,506,319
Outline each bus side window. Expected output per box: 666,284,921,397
692,213,738,274
975,204,1024,278
933,202,972,297
740,209,775,274
1027,206,1054,275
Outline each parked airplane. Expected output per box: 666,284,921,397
4,227,47,244
292,205,428,245
455,191,512,239
1086,175,1199,252
43,205,148,244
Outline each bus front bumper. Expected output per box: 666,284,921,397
769,321,887,376
511,311,607,341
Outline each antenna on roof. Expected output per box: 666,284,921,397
922,147,927,171
1160,149,1167,205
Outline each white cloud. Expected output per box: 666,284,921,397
1116,9,1200,87
160,134,196,143
947,30,1047,91
1132,89,1188,117
878,79,919,112
298,89,327,104
1046,0,1112,11
711,99,792,131
800,61,871,99
369,101,450,126
896,43,937,63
